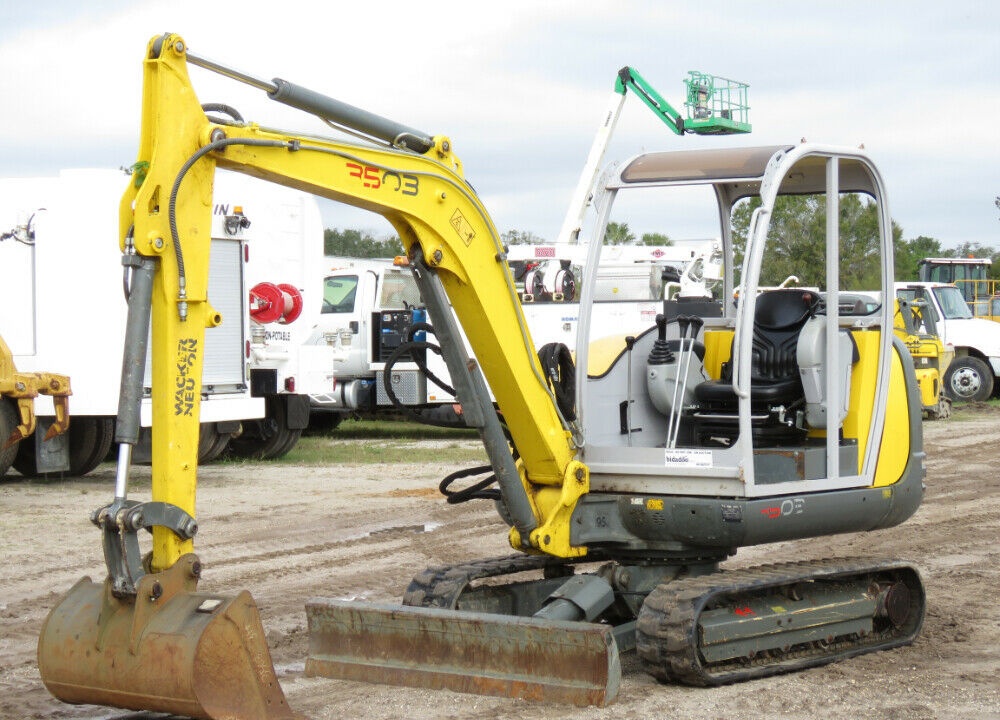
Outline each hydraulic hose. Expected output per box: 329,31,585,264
537,342,576,421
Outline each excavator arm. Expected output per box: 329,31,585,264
40,34,602,717
127,34,585,560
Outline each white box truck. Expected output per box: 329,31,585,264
0,168,335,474
306,242,721,425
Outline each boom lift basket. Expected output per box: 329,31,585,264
683,71,751,134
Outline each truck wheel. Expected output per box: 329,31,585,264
69,417,115,476
943,356,994,402
197,423,232,464
227,397,300,460
13,416,114,478
925,394,952,420
306,411,343,435
0,400,19,478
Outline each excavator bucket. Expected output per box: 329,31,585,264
305,599,621,706
38,555,300,720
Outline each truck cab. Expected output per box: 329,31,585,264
896,281,1000,401
308,260,459,417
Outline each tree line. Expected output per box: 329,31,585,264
324,224,673,257
730,195,999,289
326,199,996,289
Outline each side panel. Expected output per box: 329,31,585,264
200,236,246,391
1,170,264,422
1,171,127,416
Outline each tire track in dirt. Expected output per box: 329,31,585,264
4,411,1000,719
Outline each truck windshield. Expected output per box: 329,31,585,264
322,275,358,313
378,272,422,309
933,286,974,319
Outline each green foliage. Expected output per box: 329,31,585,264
731,194,901,290
324,227,403,258
894,235,943,281
501,229,546,245
605,221,636,245
640,232,673,247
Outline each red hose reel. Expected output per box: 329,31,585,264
249,282,304,324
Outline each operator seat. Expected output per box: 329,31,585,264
692,288,821,446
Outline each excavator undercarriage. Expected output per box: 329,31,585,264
305,553,924,705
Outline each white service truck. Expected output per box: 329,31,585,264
0,168,334,474
896,281,1000,402
224,171,337,458
306,241,722,425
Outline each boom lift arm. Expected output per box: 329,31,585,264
554,67,750,246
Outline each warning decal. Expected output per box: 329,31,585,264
450,209,475,246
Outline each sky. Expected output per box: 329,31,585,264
1,1,997,251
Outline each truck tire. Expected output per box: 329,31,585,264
306,411,343,435
13,416,114,478
0,400,19,478
925,394,952,420
197,423,233,464
227,395,301,460
943,356,994,403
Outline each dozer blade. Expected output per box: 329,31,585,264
305,599,621,706
38,555,301,720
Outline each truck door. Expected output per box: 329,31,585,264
319,269,376,378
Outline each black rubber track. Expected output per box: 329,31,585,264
635,557,925,686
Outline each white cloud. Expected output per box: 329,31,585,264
0,0,997,247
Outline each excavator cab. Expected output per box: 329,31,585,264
39,34,924,717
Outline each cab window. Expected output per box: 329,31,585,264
323,275,359,313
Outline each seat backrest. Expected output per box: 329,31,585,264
747,289,820,383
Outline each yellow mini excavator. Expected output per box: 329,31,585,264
38,34,925,717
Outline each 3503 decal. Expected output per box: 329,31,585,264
346,162,418,196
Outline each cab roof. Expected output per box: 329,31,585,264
617,144,881,201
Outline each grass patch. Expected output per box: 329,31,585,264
283,435,487,465
271,418,484,465
306,418,478,441
205,418,488,465
942,399,1000,421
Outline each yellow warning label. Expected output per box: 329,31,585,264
450,209,475,246
646,498,664,511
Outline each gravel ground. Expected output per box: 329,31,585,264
1,410,998,719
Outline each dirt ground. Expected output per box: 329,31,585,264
2,410,999,720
